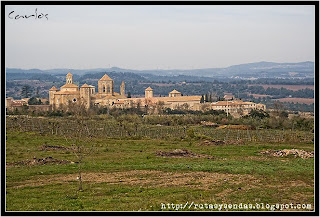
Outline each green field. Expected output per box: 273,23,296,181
5,116,314,212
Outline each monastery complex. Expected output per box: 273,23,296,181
47,73,266,115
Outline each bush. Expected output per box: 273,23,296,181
28,97,42,105
246,109,269,119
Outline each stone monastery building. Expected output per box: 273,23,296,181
49,73,266,114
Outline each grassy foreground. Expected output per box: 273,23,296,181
6,129,314,211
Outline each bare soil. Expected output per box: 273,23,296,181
6,157,76,167
217,125,255,130
156,149,214,159
12,170,259,190
197,140,245,146
40,145,73,151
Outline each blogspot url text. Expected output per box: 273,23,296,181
160,202,312,211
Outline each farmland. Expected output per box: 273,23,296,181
272,98,314,105
248,84,314,91
5,114,315,212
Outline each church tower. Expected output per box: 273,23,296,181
98,74,114,95
120,81,125,96
145,87,153,98
49,86,58,108
80,84,92,109
66,72,73,84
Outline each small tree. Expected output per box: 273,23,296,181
200,95,205,103
64,119,95,192
209,93,213,102
127,92,131,98
63,108,95,191
28,97,42,105
181,103,190,111
247,109,269,119
156,101,165,114
35,87,41,97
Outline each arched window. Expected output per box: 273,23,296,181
103,86,106,93
107,85,111,93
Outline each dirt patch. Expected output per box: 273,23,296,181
197,140,245,146
156,149,214,159
217,125,255,130
12,170,258,190
260,149,314,159
198,140,225,146
289,180,310,187
228,125,255,130
200,121,219,128
40,145,73,151
6,157,77,167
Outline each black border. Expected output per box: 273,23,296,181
1,1,319,216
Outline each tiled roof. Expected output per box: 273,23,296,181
60,83,79,88
212,101,255,106
81,83,90,88
129,95,202,103
49,86,58,91
11,102,25,106
114,100,125,104
145,86,153,91
54,91,80,95
169,89,181,94
100,74,113,81
102,95,118,99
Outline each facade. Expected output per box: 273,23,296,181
6,97,50,112
47,72,266,115
6,97,28,112
49,73,126,109
211,100,266,115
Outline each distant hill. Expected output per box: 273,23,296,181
6,61,314,79
6,73,60,82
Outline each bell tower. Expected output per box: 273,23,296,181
145,87,153,98
66,73,73,84
98,74,114,95
120,81,125,96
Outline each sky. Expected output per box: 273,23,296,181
5,5,316,70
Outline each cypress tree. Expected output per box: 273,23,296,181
200,95,204,103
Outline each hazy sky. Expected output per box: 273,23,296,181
5,5,315,70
